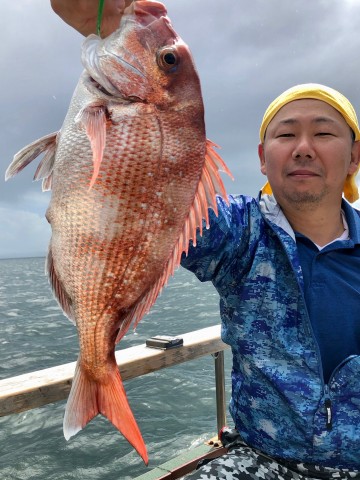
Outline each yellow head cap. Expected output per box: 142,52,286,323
259,83,360,203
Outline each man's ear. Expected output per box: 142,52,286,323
349,141,360,175
258,143,267,175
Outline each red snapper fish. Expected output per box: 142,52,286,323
6,0,232,464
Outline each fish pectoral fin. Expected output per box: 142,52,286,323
5,131,58,192
75,104,107,189
46,247,75,324
64,359,148,465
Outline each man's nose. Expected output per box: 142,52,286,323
292,136,315,159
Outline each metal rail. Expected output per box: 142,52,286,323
214,351,227,432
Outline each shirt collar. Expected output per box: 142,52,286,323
258,192,296,240
258,192,360,246
341,199,360,245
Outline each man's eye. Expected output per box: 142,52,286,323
276,133,294,138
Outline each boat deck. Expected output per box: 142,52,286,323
135,439,226,480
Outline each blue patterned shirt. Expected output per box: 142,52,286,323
181,193,360,469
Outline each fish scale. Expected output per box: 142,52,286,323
5,0,233,465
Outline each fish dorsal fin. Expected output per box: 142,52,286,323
116,276,164,342
5,132,58,191
163,139,233,277
75,105,107,189
46,247,76,324
116,140,233,342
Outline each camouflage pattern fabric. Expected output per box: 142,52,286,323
181,429,360,479
181,194,360,468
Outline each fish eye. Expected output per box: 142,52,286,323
157,48,179,71
163,52,176,65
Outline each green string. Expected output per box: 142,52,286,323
96,0,105,36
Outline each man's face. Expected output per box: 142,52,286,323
258,99,360,209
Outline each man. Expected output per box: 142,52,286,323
51,2,360,478
180,85,360,479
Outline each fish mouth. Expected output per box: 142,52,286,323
89,77,115,97
82,33,146,103
86,75,143,104
125,1,168,27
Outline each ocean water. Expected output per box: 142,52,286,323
0,257,232,480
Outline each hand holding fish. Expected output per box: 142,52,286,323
50,0,134,36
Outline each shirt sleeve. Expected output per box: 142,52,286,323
180,194,251,283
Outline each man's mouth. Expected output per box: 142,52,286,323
288,169,319,177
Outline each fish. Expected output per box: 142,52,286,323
5,0,233,464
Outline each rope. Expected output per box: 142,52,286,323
96,0,105,36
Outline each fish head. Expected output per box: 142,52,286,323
81,1,203,110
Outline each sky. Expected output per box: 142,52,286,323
2,0,360,258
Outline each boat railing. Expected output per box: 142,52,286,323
0,324,229,434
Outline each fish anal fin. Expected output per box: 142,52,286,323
5,131,58,183
64,359,148,465
46,247,75,324
75,105,107,189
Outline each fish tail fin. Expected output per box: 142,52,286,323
63,361,98,440
98,367,149,465
63,360,148,464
